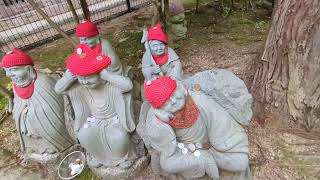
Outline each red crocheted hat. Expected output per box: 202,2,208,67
76,19,99,37
144,76,177,108
147,23,168,44
0,48,34,68
66,44,111,76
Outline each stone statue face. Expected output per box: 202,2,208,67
77,74,102,89
160,84,187,114
79,36,99,48
4,65,34,87
149,40,166,56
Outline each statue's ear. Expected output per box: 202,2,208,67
26,65,36,79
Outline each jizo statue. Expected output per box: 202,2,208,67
138,76,250,179
0,49,74,161
141,23,183,81
75,19,124,76
55,44,138,169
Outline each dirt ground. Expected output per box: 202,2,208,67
0,1,320,180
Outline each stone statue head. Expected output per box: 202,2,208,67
144,77,187,121
149,40,166,56
0,48,35,87
4,65,35,87
147,23,168,56
79,35,100,48
77,74,103,89
66,44,111,89
76,20,100,48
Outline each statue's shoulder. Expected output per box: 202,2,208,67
101,38,113,48
168,47,179,61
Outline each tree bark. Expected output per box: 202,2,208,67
66,0,79,23
27,0,77,47
252,0,320,130
80,0,90,20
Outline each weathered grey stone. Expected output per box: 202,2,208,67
138,76,251,179
141,26,184,81
88,153,150,180
1,50,75,166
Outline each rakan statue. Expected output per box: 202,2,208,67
0,49,74,162
55,44,147,178
141,23,183,81
75,19,124,76
138,76,251,179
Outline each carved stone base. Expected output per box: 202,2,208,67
89,155,150,180
21,144,82,178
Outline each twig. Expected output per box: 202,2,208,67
0,110,9,125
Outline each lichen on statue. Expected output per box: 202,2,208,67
138,76,250,179
0,48,74,159
75,19,124,76
55,44,138,169
141,23,183,81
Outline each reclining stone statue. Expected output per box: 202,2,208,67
141,23,183,81
138,76,251,179
75,19,124,76
0,48,74,162
55,44,140,170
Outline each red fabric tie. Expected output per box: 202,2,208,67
13,72,37,99
152,49,168,66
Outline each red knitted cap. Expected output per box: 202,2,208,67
147,23,168,44
76,19,99,37
66,44,111,76
144,76,177,108
0,48,34,68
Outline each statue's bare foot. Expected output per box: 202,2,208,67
88,157,102,168
119,160,133,169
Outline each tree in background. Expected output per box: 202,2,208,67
252,0,320,130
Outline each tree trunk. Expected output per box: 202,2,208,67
66,0,79,23
80,0,90,20
252,0,320,130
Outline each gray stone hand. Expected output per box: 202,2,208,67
65,69,77,81
55,69,77,94
99,68,133,93
152,65,163,75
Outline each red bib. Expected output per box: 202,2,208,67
152,49,168,66
13,73,37,99
158,96,200,129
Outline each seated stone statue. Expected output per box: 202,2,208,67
138,76,250,179
75,19,124,76
55,44,139,169
141,23,183,81
0,49,74,161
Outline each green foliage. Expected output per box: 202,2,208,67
75,168,101,180
29,41,74,70
102,31,145,82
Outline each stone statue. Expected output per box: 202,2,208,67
141,23,183,81
138,76,251,179
0,48,74,162
168,0,188,40
55,44,141,170
75,19,124,76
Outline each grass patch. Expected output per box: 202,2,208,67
29,41,75,70
101,31,145,83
